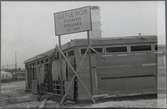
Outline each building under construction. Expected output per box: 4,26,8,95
24,35,157,102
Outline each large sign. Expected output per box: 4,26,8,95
54,6,92,36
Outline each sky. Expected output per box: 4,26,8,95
1,1,165,68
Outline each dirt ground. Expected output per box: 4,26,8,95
0,81,36,108
0,79,166,108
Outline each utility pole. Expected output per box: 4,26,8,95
15,51,17,80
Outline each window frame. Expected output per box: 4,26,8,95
105,46,128,53
130,45,152,52
67,50,74,56
155,44,158,51
80,47,103,55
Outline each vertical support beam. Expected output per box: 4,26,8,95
58,35,63,80
25,65,28,91
57,47,95,104
15,51,17,80
30,65,32,90
87,30,93,96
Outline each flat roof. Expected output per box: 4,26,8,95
24,35,157,64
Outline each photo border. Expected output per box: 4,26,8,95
0,0,166,108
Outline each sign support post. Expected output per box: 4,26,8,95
87,30,93,96
58,35,63,80
54,6,95,104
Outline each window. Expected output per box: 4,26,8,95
45,58,48,62
44,64,49,72
41,60,44,63
90,49,95,53
81,48,86,54
57,52,59,58
94,48,103,53
55,55,59,60
66,63,68,81
54,52,59,59
68,50,74,56
90,48,103,54
37,61,40,64
155,45,158,50
63,52,67,56
81,48,103,54
106,46,127,53
131,45,151,51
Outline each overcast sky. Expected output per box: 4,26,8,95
1,1,165,68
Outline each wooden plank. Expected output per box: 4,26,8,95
98,76,156,94
96,65,156,77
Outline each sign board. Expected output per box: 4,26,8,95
54,6,92,36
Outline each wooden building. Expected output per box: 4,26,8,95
24,35,157,101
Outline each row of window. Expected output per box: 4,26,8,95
81,44,157,54
27,44,157,65
53,44,157,59
27,57,49,67
54,50,74,60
